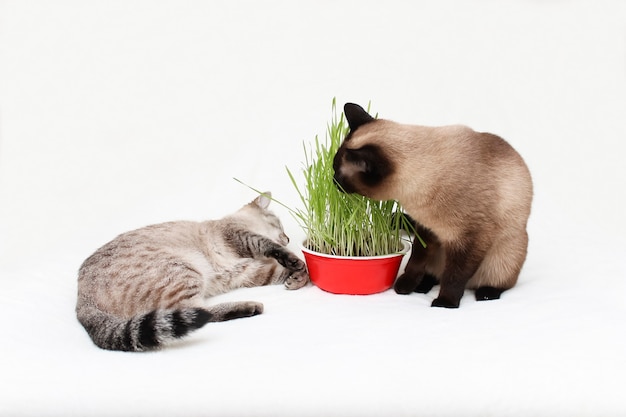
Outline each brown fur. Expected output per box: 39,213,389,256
333,103,533,308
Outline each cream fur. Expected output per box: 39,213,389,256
336,114,533,300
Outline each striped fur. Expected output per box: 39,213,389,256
76,194,308,351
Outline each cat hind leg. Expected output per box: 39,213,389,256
475,286,504,301
203,301,264,321
469,230,527,302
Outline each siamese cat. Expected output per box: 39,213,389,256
76,193,309,351
333,103,533,308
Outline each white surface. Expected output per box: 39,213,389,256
1,1,625,416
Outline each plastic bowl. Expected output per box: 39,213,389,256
300,241,410,295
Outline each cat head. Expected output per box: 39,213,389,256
236,193,290,246
332,103,398,201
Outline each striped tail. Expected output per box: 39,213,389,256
77,305,212,352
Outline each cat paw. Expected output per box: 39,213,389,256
209,301,264,321
288,256,306,271
272,250,306,271
394,273,419,294
475,286,503,301
284,270,309,290
431,296,460,309
237,301,264,317
414,274,438,294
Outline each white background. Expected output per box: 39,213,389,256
1,1,625,416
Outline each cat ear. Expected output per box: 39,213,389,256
344,103,375,131
253,192,272,209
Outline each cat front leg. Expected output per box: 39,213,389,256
225,229,308,289
414,274,438,294
394,243,427,294
267,246,309,289
226,230,305,272
283,268,309,290
432,241,483,308
394,226,439,294
267,246,306,272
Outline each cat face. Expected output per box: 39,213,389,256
240,193,290,246
332,103,396,200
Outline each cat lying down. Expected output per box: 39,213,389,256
76,193,308,352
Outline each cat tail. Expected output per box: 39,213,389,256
77,305,211,352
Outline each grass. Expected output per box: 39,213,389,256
285,98,417,256
236,98,421,257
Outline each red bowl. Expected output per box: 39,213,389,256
300,241,410,295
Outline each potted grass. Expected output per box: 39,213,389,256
285,99,417,295
237,99,418,294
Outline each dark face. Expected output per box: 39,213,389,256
332,146,358,193
334,102,394,198
332,143,393,197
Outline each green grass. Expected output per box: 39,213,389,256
236,98,421,257
286,98,416,257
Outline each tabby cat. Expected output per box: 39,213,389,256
333,103,533,308
76,193,308,351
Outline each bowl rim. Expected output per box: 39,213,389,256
299,239,411,261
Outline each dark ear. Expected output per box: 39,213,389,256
344,103,375,131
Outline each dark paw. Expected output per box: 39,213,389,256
285,256,305,271
394,273,419,294
475,286,503,301
272,250,305,271
431,297,460,309
414,274,437,293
